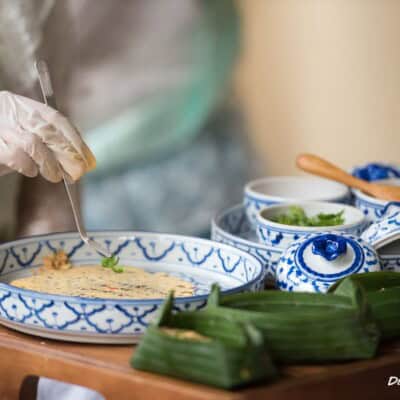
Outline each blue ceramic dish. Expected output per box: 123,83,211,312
0,231,263,343
211,205,282,281
256,202,366,251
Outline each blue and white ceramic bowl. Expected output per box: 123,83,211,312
0,231,263,343
276,232,382,293
352,178,400,222
211,205,282,281
244,176,351,226
361,202,400,250
256,202,366,251
360,202,400,272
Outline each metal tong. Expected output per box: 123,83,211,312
35,60,112,259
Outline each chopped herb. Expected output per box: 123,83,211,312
111,265,124,273
101,255,124,273
271,206,345,227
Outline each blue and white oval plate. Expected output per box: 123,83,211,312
0,231,263,343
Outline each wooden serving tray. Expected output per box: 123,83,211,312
1,326,399,400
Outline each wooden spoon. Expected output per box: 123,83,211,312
296,153,400,201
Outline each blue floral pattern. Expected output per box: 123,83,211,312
257,219,365,250
243,194,278,227
211,205,282,281
353,196,388,222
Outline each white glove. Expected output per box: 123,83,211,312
0,91,96,182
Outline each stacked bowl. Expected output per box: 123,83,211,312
212,176,353,282
212,162,400,292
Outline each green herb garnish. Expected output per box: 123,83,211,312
272,206,345,227
101,255,124,273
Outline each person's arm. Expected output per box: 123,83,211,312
0,1,84,237
0,91,95,237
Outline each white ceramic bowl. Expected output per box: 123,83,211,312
256,201,366,250
0,231,264,343
244,176,350,226
353,178,400,222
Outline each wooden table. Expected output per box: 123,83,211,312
1,326,400,400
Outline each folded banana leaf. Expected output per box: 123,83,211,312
131,293,278,389
220,288,354,315
329,272,400,340
329,271,400,293
189,285,380,364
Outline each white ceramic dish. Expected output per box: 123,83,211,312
0,231,263,343
211,205,282,281
256,202,366,250
244,176,351,226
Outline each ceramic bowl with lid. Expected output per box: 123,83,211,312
275,232,381,293
352,162,400,182
244,176,351,226
352,178,400,222
256,202,366,251
351,163,400,221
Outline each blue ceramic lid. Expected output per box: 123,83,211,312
352,163,400,182
276,232,381,293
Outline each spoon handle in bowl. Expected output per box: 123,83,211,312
296,153,371,192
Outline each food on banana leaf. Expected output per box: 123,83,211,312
131,293,278,389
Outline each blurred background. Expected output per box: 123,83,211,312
0,0,399,240
236,0,400,175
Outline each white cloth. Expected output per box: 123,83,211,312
37,378,104,400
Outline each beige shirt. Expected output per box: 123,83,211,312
2,0,200,130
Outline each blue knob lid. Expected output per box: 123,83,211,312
312,234,347,261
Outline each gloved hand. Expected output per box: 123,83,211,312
0,91,96,182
